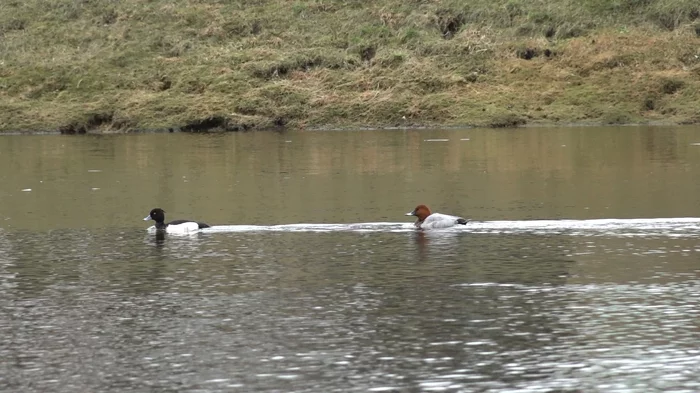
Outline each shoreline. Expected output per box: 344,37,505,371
0,120,694,136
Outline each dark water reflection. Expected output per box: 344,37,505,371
1,228,699,392
1,126,700,392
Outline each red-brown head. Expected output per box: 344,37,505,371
405,204,432,222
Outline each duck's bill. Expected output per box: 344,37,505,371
405,211,415,216
143,215,152,221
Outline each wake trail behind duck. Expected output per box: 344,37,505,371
200,217,700,237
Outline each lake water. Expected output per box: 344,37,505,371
1,126,700,392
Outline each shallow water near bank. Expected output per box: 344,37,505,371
1,126,700,392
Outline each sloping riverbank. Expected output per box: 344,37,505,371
1,0,699,133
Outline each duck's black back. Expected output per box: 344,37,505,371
167,219,210,229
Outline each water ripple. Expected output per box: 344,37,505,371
1,228,699,392
198,217,700,238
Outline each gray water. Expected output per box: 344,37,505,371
1,127,700,392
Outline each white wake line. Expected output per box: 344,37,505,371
199,217,700,236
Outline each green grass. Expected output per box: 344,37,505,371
0,0,699,132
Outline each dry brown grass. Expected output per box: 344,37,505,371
0,0,699,132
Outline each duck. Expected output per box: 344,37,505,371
405,204,469,230
143,208,210,233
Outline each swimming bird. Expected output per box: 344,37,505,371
405,204,469,230
143,208,210,233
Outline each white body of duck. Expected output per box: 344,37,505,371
406,204,469,230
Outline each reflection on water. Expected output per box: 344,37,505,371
1,126,700,230
1,126,700,392
1,229,699,392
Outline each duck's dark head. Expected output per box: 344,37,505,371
144,208,166,224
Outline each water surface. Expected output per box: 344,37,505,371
1,126,700,392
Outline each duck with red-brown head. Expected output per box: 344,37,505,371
405,204,469,230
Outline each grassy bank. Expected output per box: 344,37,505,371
1,0,699,133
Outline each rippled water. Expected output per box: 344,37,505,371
1,127,700,392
